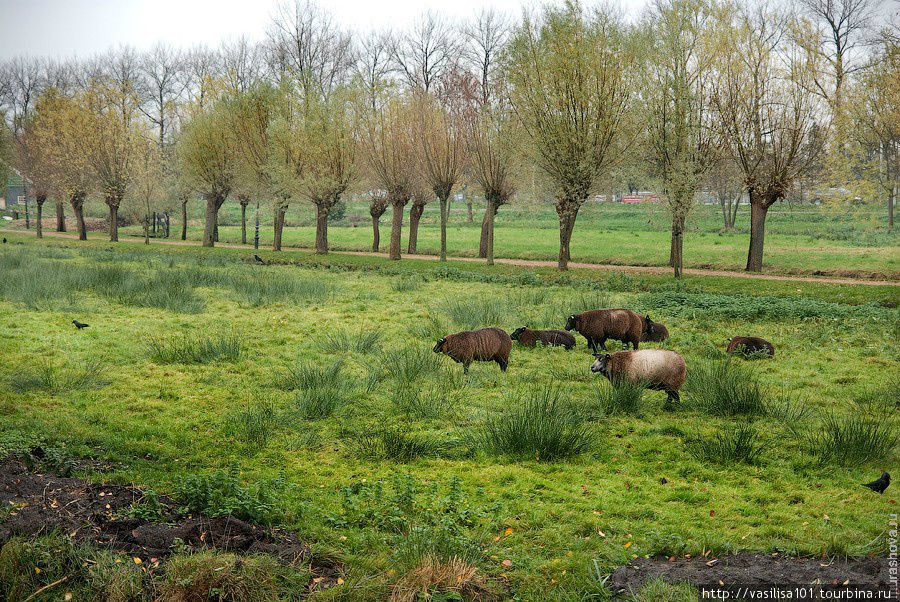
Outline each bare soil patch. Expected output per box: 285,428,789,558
0,454,339,586
610,553,893,595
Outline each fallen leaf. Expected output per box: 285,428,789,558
504,527,513,536
843,580,849,585
313,577,323,584
709,510,715,517
337,577,345,585
502,559,512,568
890,500,896,505
624,541,633,548
719,580,725,586
581,485,588,494
706,559,718,567
668,556,676,562
64,594,73,601
34,567,41,574
493,535,500,542
133,557,142,564
598,530,606,538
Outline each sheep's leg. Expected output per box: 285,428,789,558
463,362,470,374
663,390,679,410
498,358,508,372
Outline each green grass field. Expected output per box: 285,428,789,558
0,233,898,600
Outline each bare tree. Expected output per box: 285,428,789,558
357,31,394,111
713,4,825,271
644,0,717,277
221,37,264,94
462,8,510,107
507,3,632,270
708,158,744,230
392,11,459,93
183,45,222,111
140,43,185,148
1,56,42,137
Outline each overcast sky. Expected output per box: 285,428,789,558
0,0,651,59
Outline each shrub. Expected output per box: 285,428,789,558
478,387,592,461
592,379,645,416
806,413,899,467
175,466,280,524
689,423,768,465
161,551,309,601
147,332,242,364
318,328,382,354
685,360,766,417
390,555,493,602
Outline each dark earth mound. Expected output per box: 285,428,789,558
611,553,894,595
0,455,339,588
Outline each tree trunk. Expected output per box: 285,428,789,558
439,196,449,261
254,201,260,249
70,195,87,241
408,203,424,254
888,185,895,230
165,212,170,238
181,200,188,241
315,203,329,254
107,202,119,242
466,196,473,222
479,203,500,258
485,199,496,266
556,200,580,270
671,215,685,278
55,201,66,232
372,215,381,252
746,193,770,272
273,207,286,251
213,219,219,242
202,195,221,247
144,213,150,244
240,200,248,244
152,212,157,236
389,200,406,260
24,193,29,230
35,198,44,238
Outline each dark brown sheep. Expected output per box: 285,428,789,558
510,327,576,350
591,349,686,405
433,328,512,373
726,336,775,357
564,309,653,353
642,317,669,342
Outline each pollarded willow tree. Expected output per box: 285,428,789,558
177,100,237,247
507,1,632,270
81,81,145,242
29,89,93,240
467,107,516,266
416,91,465,261
713,4,824,272
16,117,53,239
369,194,388,252
363,94,417,260
644,0,717,277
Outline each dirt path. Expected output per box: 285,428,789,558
3,229,897,287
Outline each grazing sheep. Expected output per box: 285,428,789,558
591,349,686,405
510,327,576,350
642,318,669,343
433,328,512,374
564,309,653,353
726,336,775,357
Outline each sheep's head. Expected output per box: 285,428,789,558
564,315,578,331
433,338,446,353
511,327,526,340
590,353,610,375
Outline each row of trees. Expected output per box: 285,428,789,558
1,0,896,273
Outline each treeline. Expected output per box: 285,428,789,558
0,0,896,273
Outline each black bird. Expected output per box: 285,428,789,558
863,472,890,494
2,238,6,243
253,254,266,265
72,320,90,330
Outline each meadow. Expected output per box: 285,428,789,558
0,233,898,600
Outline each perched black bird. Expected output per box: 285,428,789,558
72,320,90,330
863,472,890,494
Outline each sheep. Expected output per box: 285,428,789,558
642,317,669,343
433,328,512,374
564,309,653,353
726,336,775,357
510,327,576,350
591,349,686,405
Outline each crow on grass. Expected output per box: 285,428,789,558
72,320,90,330
862,472,890,494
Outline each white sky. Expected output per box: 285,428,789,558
0,0,651,59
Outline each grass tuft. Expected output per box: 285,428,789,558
224,400,279,449
592,379,646,416
689,423,769,465
147,332,242,364
478,387,592,461
806,413,898,467
685,360,766,417
287,361,350,419
318,327,382,354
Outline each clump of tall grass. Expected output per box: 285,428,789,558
381,346,442,385
689,423,768,465
478,387,592,461
438,298,509,330
568,291,613,314
806,413,898,466
230,273,333,307
317,328,382,354
352,428,446,462
147,332,242,364
287,361,350,419
7,358,107,394
392,275,422,292
685,359,766,417
592,379,646,416
392,386,456,419
224,400,279,449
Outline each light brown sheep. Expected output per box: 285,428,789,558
591,349,686,405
